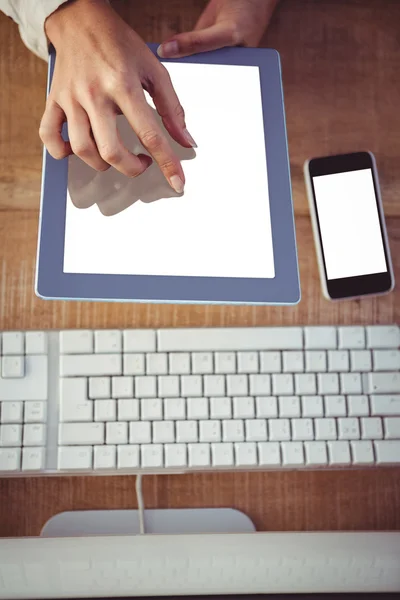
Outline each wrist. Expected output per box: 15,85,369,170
45,0,110,47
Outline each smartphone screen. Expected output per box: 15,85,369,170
307,152,393,299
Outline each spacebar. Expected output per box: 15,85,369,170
157,327,304,351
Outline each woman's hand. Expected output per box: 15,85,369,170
158,0,278,59
41,0,196,193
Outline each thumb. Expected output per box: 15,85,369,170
157,23,239,58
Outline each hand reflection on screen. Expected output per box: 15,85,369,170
67,109,196,217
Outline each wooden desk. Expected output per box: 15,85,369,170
0,0,399,537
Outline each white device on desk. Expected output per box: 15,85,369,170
304,151,394,300
0,531,399,598
0,325,400,475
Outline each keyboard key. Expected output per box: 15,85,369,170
61,354,121,377
25,331,47,355
315,419,336,441
111,376,134,399
58,446,92,470
338,327,365,350
0,448,21,471
153,421,175,443
59,423,104,445
301,396,323,418
237,352,259,374
222,420,244,442
268,419,290,441
94,445,116,469
245,419,267,441
2,332,24,355
200,420,221,442
350,351,372,372
0,424,22,446
188,443,210,467
374,441,400,464
181,375,202,397
305,327,337,350
176,421,198,443
123,354,145,376
106,422,128,445
233,397,255,419
328,441,351,465
89,377,110,399
158,375,180,398
373,350,400,371
324,395,346,417
141,398,162,421
146,353,168,375
235,442,257,466
204,375,225,396
340,373,362,394
158,327,303,351
317,373,339,395
23,424,46,446
370,395,400,416
169,353,191,375
0,356,45,402
328,351,349,372
94,400,116,422
123,330,156,352
226,375,248,396
60,330,93,354
191,353,213,374
210,397,232,419
272,374,293,395
351,441,374,465
361,417,383,440
117,399,139,421
187,397,209,420
258,442,281,465
364,372,400,394
165,444,187,468
295,374,317,395
117,444,139,469
211,442,234,466
255,396,278,418
2,356,24,378
283,351,304,373
24,401,46,423
164,397,186,420
129,422,151,444
249,374,271,396
292,418,313,441
281,441,304,466
366,326,400,349
1,402,23,423
384,417,400,439
135,376,157,398
347,395,369,417
94,330,121,353
338,418,360,440
215,352,236,374
278,396,300,418
305,441,328,465
22,447,45,471
305,351,327,373
260,352,281,373
141,444,164,468
60,395,92,423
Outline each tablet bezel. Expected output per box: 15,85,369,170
36,45,300,305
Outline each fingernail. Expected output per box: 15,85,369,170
158,41,179,58
170,175,184,194
184,128,197,148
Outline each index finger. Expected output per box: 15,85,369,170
119,91,185,194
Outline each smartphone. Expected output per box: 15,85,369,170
304,151,394,300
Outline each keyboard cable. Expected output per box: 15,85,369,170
135,473,146,534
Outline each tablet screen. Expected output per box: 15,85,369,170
63,62,274,279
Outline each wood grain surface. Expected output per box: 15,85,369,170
0,0,399,537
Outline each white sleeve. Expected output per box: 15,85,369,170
0,0,70,60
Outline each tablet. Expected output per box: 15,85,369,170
36,45,300,305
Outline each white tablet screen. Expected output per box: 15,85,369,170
63,62,275,279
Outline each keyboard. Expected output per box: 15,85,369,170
0,325,399,476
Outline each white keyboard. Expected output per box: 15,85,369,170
0,325,399,476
